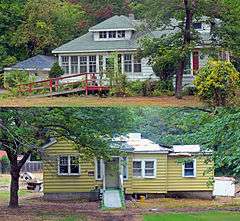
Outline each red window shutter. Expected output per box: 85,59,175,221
192,51,200,72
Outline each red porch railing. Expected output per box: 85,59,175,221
17,73,110,97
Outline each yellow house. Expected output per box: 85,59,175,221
43,133,213,207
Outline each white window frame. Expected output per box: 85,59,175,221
61,56,69,74
121,157,128,180
182,159,197,178
58,155,81,176
133,159,157,179
95,159,103,180
70,56,78,74
124,54,132,73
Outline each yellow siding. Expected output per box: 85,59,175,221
167,156,213,191
130,153,168,194
44,140,98,193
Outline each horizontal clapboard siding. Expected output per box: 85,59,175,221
131,153,168,194
167,156,213,191
44,140,97,193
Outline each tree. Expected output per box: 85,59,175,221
0,0,26,70
49,62,64,79
14,0,86,56
132,107,240,177
193,60,240,106
0,107,133,208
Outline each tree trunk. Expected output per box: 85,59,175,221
9,164,20,208
175,0,194,99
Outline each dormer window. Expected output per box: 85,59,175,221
109,31,116,38
193,22,202,30
117,30,125,38
99,31,107,39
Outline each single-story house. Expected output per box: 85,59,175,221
52,15,226,86
43,133,213,203
4,55,56,81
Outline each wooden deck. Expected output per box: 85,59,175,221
17,73,110,97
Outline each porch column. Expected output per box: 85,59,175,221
68,56,71,75
87,56,89,73
190,52,193,76
96,54,100,73
102,160,106,190
58,55,62,67
121,54,124,74
77,56,80,74
131,54,134,75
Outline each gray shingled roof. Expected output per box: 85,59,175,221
89,15,136,31
7,55,56,71
52,32,139,53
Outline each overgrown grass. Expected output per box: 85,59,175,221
144,211,240,221
0,190,30,202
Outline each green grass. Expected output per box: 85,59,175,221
144,211,240,221
58,215,88,221
0,175,10,185
0,190,30,201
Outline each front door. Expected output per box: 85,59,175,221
105,157,120,189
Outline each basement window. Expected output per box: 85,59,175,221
58,156,80,176
182,159,196,177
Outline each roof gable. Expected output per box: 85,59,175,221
89,15,136,31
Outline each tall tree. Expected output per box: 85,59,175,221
0,107,133,208
14,0,87,56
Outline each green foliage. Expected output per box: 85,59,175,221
0,156,10,173
132,107,240,177
49,62,64,78
194,60,240,106
4,71,35,96
14,0,86,56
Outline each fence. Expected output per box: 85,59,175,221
21,161,43,173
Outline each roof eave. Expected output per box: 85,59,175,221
89,28,135,32
52,48,138,54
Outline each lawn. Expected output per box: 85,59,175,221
0,189,30,202
0,174,10,186
144,211,240,221
0,95,203,107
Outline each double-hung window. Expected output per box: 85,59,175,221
71,56,78,74
124,54,132,72
61,56,69,74
79,56,87,73
89,56,96,73
58,156,80,175
182,159,196,177
133,58,142,73
133,159,156,178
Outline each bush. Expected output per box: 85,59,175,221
4,70,36,96
127,80,144,96
181,86,196,96
49,62,64,78
193,60,240,106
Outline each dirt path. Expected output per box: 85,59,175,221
0,96,202,107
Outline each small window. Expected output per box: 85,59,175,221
117,30,125,38
109,31,116,38
95,159,103,180
61,56,69,74
134,58,142,73
58,156,80,176
71,56,78,74
99,31,107,39
79,56,87,73
133,161,142,177
193,22,202,30
124,54,132,72
183,160,196,177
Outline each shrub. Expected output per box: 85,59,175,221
49,62,64,78
127,80,144,96
181,86,196,96
193,60,240,106
4,70,36,96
